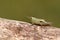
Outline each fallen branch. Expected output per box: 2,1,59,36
0,18,60,40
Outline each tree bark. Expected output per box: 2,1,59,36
0,18,60,40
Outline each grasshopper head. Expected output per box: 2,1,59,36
39,19,47,23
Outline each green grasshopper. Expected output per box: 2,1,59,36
29,17,52,26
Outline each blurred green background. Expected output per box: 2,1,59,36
0,0,60,27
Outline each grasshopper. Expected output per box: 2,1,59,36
29,17,52,26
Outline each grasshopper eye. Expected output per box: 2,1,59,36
39,21,43,22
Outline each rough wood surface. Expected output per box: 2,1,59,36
0,18,60,40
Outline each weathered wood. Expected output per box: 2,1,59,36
0,18,60,40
